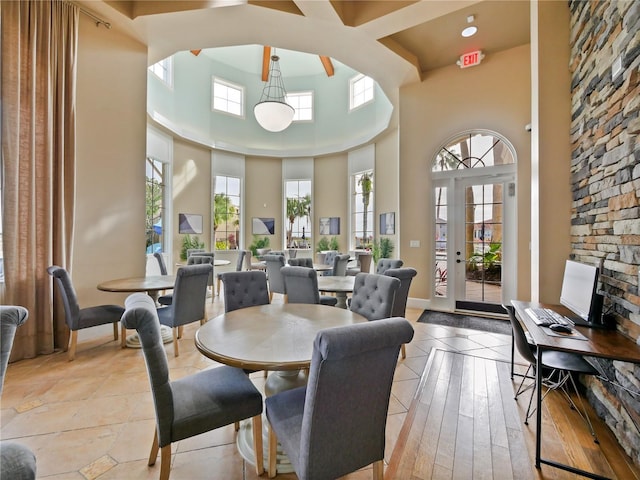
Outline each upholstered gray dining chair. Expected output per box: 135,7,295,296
47,265,124,361
188,253,215,302
216,250,247,296
0,306,37,480
331,253,351,276
349,272,400,322
281,266,338,306
266,317,415,480
221,270,270,313
121,293,264,480
186,248,205,258
154,263,212,357
264,254,287,301
287,257,313,268
384,267,418,359
320,250,339,276
375,258,404,275
154,252,174,306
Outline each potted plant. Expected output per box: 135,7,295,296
249,235,270,257
372,237,394,263
180,234,205,261
329,236,339,251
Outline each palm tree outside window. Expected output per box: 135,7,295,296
285,180,311,249
352,171,373,249
213,175,241,250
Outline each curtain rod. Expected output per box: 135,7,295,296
78,6,112,29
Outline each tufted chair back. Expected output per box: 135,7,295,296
383,268,418,318
188,253,215,286
264,254,287,299
375,258,404,275
349,272,400,321
288,257,313,268
221,271,270,312
332,254,351,276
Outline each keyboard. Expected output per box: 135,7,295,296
525,307,573,327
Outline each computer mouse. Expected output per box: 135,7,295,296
549,323,572,334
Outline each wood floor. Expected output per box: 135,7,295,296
387,348,640,480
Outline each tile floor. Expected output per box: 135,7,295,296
1,296,517,480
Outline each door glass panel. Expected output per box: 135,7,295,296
462,183,502,305
434,186,448,297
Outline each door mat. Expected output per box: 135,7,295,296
418,310,511,335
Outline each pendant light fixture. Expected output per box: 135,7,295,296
254,52,295,132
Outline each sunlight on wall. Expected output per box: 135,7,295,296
174,158,199,197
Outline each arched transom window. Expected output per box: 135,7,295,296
433,131,515,172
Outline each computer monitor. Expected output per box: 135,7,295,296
560,259,603,325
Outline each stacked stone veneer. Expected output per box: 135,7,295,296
569,0,640,464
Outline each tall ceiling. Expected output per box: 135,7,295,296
86,0,530,96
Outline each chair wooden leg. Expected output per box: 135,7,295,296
173,328,180,357
216,277,221,295
252,415,264,476
121,324,127,348
372,459,384,480
159,445,171,480
113,322,119,341
401,344,406,359
269,291,274,302
68,330,77,361
234,421,240,431
148,430,159,466
177,325,183,339
268,424,277,478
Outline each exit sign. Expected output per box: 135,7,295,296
458,50,484,69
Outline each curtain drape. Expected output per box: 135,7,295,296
1,0,78,360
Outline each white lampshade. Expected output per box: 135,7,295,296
254,101,295,132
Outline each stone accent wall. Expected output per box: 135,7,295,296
569,0,640,464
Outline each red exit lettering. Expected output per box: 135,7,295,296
459,50,483,69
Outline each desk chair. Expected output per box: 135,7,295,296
47,265,124,361
0,306,37,480
504,305,598,440
216,250,247,296
155,264,212,357
384,267,417,359
121,293,264,480
266,317,414,479
281,266,338,306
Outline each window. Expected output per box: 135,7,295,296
433,131,515,172
351,171,374,248
146,157,167,255
212,78,244,117
350,74,374,110
285,180,312,248
149,57,173,87
213,175,241,250
286,91,313,121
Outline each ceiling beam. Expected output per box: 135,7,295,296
319,56,334,77
261,46,272,81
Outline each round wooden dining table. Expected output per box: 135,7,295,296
317,275,355,309
195,303,366,473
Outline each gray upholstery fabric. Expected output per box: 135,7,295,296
156,264,211,329
0,306,37,480
323,251,338,266
375,258,404,275
384,267,417,317
349,272,400,321
221,271,270,313
188,254,214,286
266,317,414,480
47,266,124,331
0,306,28,394
186,248,205,257
331,254,351,276
281,267,338,306
264,254,286,296
153,252,168,275
121,293,263,449
288,258,313,268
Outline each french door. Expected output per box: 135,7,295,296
431,172,516,314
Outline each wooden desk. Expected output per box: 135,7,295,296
512,300,640,479
317,275,355,308
195,303,366,473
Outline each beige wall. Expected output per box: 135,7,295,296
314,153,349,257
74,15,147,307
375,127,400,256
172,138,212,263
245,156,283,251
399,44,533,300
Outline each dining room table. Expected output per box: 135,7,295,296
97,275,176,347
195,303,366,473
316,275,355,309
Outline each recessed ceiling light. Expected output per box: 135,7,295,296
461,26,478,37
